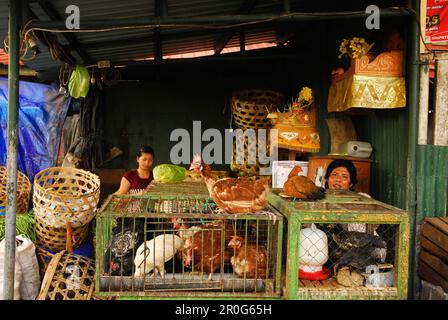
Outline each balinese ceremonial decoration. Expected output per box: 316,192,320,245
328,37,406,112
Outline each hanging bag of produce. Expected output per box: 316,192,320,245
68,65,90,99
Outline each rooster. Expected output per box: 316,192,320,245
323,224,387,273
227,235,268,279
134,234,184,278
283,166,325,200
189,154,270,213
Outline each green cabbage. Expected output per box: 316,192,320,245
153,164,186,183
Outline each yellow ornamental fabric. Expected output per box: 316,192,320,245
328,74,406,112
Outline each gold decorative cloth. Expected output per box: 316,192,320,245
328,50,406,112
328,74,406,112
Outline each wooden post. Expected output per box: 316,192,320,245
434,52,448,146
288,150,296,161
418,53,431,144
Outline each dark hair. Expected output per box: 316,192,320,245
137,145,155,158
324,159,357,190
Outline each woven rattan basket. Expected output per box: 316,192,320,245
36,245,55,279
37,250,98,300
230,131,271,176
35,215,89,252
33,167,100,228
0,166,31,216
231,90,284,130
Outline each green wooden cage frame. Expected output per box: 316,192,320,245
267,189,410,300
95,193,284,300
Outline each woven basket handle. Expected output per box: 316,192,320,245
66,222,74,253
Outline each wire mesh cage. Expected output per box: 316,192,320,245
95,194,283,299
267,189,409,300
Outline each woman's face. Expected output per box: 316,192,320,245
327,166,352,190
137,152,154,170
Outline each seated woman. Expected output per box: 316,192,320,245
115,145,155,195
325,158,370,197
324,158,372,232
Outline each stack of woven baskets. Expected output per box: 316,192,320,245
32,167,103,300
33,167,99,270
230,90,284,176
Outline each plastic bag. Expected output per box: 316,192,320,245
153,164,186,183
16,235,41,300
68,65,90,99
0,238,22,300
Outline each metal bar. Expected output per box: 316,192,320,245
29,8,412,30
35,0,90,63
284,0,291,14
406,0,420,300
434,53,448,146
3,0,21,300
214,0,258,55
239,30,246,53
418,53,431,145
154,0,167,62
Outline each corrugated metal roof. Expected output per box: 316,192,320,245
0,0,407,72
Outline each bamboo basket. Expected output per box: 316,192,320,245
37,250,99,300
35,215,89,252
33,167,100,228
231,90,284,130
0,166,31,216
230,132,271,176
36,245,55,279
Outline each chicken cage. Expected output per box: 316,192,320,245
267,189,410,300
95,194,283,299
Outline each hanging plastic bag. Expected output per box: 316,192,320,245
16,235,41,300
68,65,90,99
0,238,22,300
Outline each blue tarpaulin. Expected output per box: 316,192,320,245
0,77,71,181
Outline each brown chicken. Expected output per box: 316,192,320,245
180,221,235,280
283,166,325,200
227,235,268,279
189,154,269,213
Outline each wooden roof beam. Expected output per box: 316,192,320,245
35,0,91,63
214,0,259,55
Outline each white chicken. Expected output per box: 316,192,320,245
134,234,184,278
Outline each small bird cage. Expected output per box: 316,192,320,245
37,250,100,300
0,166,31,216
95,194,283,299
267,189,409,300
33,167,100,228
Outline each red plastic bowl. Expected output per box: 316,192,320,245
299,267,331,281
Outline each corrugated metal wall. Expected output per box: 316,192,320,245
416,145,448,220
353,109,409,209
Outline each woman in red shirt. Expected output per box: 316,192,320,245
115,146,155,194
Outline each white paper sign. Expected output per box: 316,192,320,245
272,160,309,188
